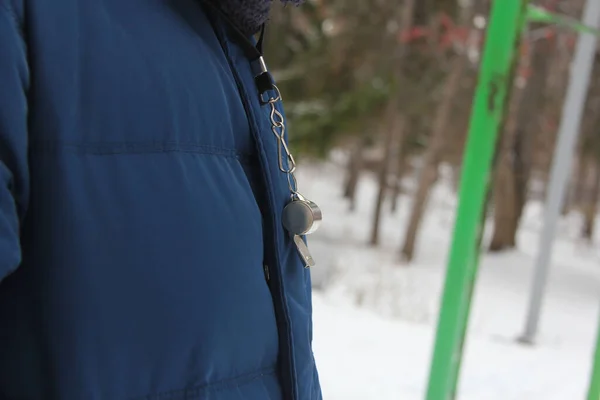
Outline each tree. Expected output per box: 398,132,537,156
389,145,409,213
369,0,417,246
343,135,367,211
579,54,600,239
489,24,555,252
581,160,600,240
400,0,479,261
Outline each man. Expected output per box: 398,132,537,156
0,0,322,399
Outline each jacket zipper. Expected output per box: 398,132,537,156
206,16,298,400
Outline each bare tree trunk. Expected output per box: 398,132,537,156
400,0,479,261
562,156,578,216
401,53,467,261
386,0,418,215
489,157,519,250
343,136,365,211
490,93,524,249
574,154,592,210
489,30,553,252
582,159,600,240
565,147,585,215
580,57,600,237
369,0,416,245
390,154,407,213
513,121,534,230
370,101,405,246
400,157,439,260
489,64,526,251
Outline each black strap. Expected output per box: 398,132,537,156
200,0,274,98
256,23,266,57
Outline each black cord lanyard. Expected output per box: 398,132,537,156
200,0,324,265
200,0,275,103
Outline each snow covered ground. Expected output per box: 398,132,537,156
297,159,600,399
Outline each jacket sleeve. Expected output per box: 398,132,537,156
0,3,29,282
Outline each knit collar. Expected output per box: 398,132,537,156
215,0,304,36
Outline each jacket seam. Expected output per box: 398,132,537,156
29,141,256,161
0,1,18,27
214,23,299,400
0,1,25,46
129,367,277,400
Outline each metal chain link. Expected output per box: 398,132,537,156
265,85,299,198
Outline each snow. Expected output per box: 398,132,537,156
297,159,600,399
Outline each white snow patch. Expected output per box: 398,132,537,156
297,161,600,399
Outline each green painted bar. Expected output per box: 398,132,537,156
527,5,600,37
425,1,530,399
588,312,600,400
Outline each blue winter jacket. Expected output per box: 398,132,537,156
0,1,321,399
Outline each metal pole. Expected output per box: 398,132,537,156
520,0,600,345
588,306,600,400
425,1,529,399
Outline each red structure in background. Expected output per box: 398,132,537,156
396,4,576,136
398,12,471,51
398,4,577,52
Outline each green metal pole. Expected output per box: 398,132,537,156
425,1,529,399
588,313,600,400
527,5,600,37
